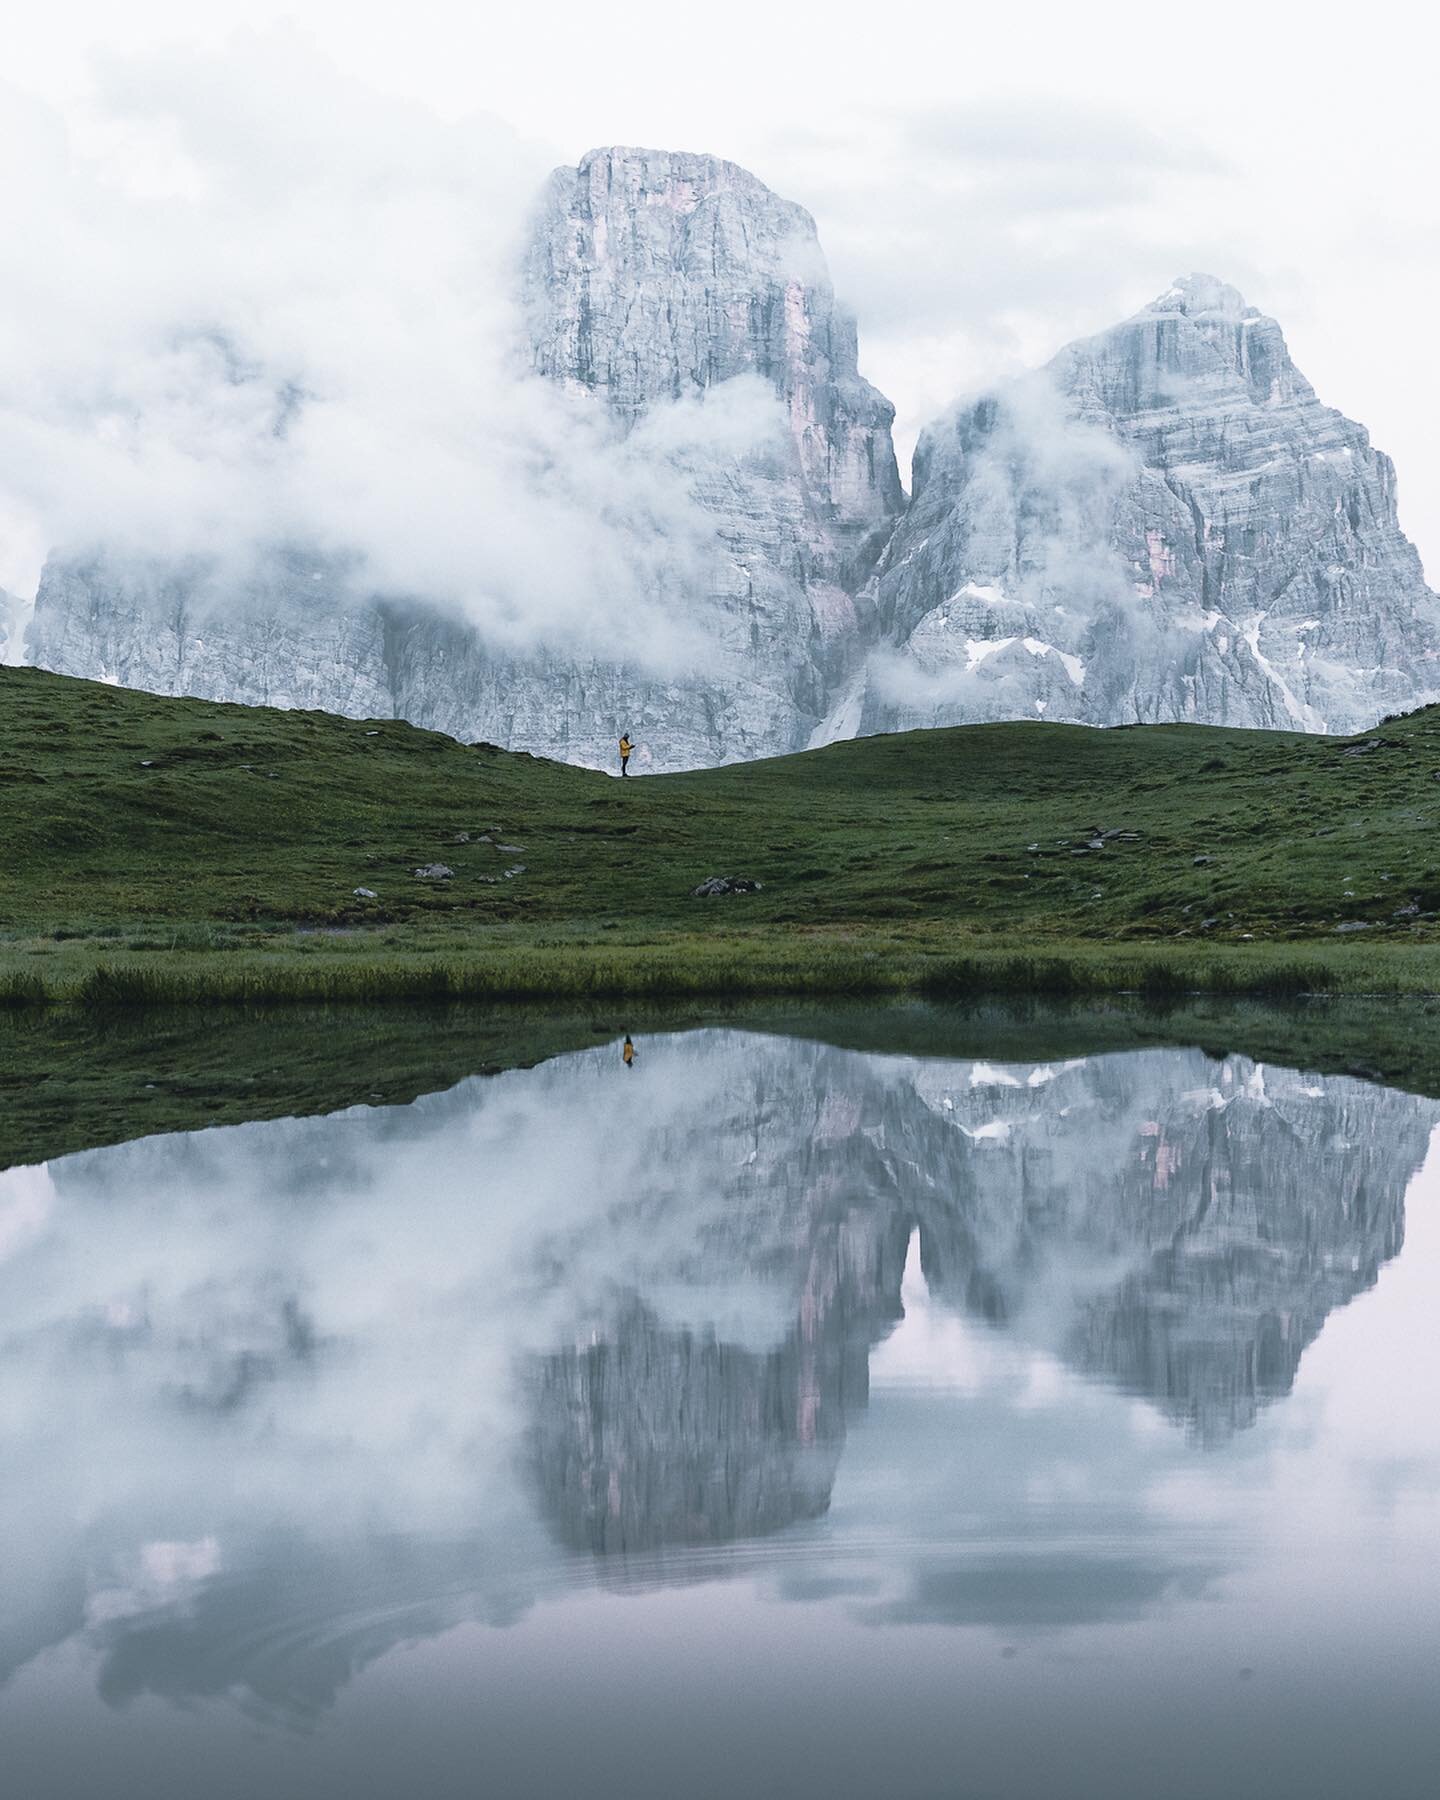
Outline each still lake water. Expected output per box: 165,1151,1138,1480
2,1022,1439,1799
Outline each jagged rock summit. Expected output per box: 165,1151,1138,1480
19,169,1440,759
24,146,901,771
842,272,1440,739
528,144,901,579
504,145,903,762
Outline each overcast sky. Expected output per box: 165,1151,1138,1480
3,0,1437,588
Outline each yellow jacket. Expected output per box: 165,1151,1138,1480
619,737,633,756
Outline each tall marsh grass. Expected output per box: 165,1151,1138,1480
0,972,47,1008
919,950,1341,1002
0,934,1421,1010
68,946,904,1008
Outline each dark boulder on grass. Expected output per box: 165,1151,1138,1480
691,875,763,897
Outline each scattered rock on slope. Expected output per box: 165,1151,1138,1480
691,875,764,897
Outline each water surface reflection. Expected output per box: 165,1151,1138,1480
2,1028,1438,1798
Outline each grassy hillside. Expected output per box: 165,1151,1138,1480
4,663,1440,1001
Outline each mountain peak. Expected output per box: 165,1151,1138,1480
1147,273,1256,321
574,144,773,198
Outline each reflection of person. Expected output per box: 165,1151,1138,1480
619,733,633,777
622,1035,636,1069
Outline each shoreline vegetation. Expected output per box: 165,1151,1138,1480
6,931,1440,1010
5,663,1440,1009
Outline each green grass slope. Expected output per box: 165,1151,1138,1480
4,664,1440,1001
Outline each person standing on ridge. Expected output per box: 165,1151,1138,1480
618,733,633,777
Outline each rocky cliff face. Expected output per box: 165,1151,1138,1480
24,148,901,770
21,192,1440,757
526,146,900,580
378,149,902,767
848,274,1440,737
26,551,395,713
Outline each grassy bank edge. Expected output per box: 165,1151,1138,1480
6,932,1440,1007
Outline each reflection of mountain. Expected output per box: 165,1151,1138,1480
904,1054,1425,1442
532,1253,907,1553
524,1040,1437,1558
529,1056,916,1553
533,1304,842,1552
0,1030,1434,1718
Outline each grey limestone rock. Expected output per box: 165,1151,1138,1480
28,551,395,716
26,147,901,772
22,208,1440,763
847,274,1440,738
690,874,763,896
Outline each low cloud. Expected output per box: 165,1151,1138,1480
758,100,1243,473
866,369,1149,716
0,35,786,672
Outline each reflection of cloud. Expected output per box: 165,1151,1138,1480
0,1032,1433,1720
0,1163,55,1261
790,1234,1234,1635
869,1234,993,1394
87,1538,536,1725
88,1537,221,1627
863,1553,1218,1630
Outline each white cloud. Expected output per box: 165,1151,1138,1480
1,3,1436,657
0,35,786,671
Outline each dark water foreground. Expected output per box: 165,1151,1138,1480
2,1004,1438,1799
